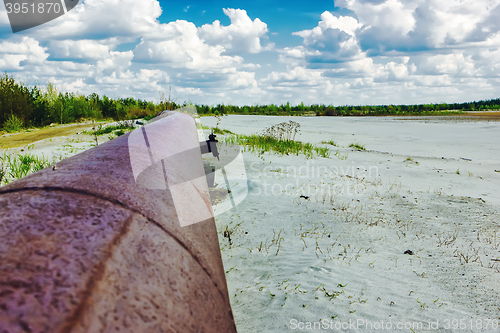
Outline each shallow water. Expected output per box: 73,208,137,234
202,115,500,163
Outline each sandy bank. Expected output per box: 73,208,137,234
201,115,500,332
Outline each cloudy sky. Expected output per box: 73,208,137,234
0,0,499,106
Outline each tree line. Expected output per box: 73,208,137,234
0,73,178,130
2,73,499,131
195,100,500,116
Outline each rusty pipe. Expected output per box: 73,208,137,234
0,112,237,332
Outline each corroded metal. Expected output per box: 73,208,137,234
0,112,237,332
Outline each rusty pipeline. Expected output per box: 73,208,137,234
0,112,237,332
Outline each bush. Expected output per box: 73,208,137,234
3,114,23,132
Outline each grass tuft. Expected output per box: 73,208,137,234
321,140,338,146
212,127,235,135
223,134,329,159
349,142,366,151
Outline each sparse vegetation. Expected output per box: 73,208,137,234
83,120,136,136
349,143,366,151
218,121,339,159
321,140,338,146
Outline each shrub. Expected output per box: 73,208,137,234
3,114,23,132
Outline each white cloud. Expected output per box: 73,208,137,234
341,0,496,53
33,0,162,39
411,53,476,77
198,8,271,54
96,51,134,75
264,66,326,87
48,39,112,60
230,71,257,89
0,36,48,68
133,20,244,70
292,11,362,61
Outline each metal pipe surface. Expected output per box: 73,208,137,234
0,112,237,332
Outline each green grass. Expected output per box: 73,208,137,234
349,142,366,151
222,134,333,159
314,146,331,158
0,152,58,185
321,140,338,146
114,130,126,137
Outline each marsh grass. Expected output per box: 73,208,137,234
0,152,56,185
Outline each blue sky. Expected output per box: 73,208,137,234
0,0,499,106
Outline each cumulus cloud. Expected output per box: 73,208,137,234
341,0,495,54
198,8,271,54
257,0,498,105
0,1,274,103
133,20,243,70
31,0,163,40
48,39,112,60
198,8,270,54
292,11,362,61
0,36,48,68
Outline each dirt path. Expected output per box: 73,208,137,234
0,122,108,149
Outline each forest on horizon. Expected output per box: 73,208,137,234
1,73,499,131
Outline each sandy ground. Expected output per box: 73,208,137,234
0,121,117,164
200,115,500,332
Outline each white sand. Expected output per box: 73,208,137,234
201,115,500,332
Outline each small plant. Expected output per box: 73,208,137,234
262,120,301,141
456,168,460,175
413,271,428,278
314,146,331,158
416,297,426,309
349,143,366,151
